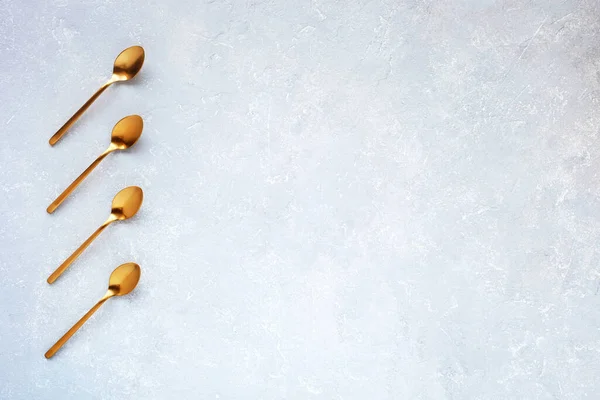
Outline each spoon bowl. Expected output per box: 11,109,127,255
108,262,141,296
112,46,145,81
111,115,143,150
111,186,144,220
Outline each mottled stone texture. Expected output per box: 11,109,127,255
0,0,599,398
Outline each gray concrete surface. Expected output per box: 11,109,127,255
0,0,599,398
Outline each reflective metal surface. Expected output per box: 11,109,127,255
47,186,143,284
46,115,143,213
48,46,145,145
45,263,141,359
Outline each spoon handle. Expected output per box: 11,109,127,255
47,148,113,214
45,293,112,358
49,79,114,146
47,219,113,284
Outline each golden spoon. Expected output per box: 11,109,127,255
47,186,143,284
47,115,143,214
49,45,145,146
45,262,141,359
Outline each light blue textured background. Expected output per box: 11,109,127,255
1,0,599,398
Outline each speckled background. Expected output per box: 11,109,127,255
1,0,599,398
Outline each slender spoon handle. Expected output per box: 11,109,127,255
47,147,114,214
47,218,114,284
45,293,113,359
49,79,115,146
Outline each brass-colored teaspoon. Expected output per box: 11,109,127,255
47,186,143,284
47,115,143,214
49,45,145,145
45,262,141,359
